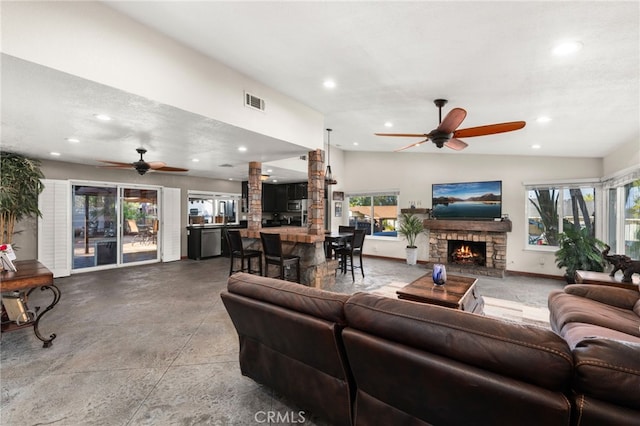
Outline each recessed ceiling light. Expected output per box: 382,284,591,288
266,169,273,173
353,142,359,146
228,178,233,181
531,144,542,150
552,41,583,56
238,146,247,152
66,138,80,143
323,79,336,89
94,113,112,121
536,116,552,123
192,158,200,162
50,152,61,156
384,122,393,128
272,179,278,183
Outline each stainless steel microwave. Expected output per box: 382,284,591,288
287,200,305,212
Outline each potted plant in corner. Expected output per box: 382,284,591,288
398,213,424,265
554,224,605,283
0,151,45,245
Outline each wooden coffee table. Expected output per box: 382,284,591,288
396,273,484,314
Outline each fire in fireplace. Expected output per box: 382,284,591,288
448,240,486,266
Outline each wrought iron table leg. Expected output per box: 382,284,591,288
26,284,61,348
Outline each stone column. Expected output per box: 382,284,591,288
307,149,325,235
248,161,262,231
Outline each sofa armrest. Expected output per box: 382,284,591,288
564,284,639,310
573,338,640,410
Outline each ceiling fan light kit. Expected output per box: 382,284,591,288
375,99,526,152
98,148,189,176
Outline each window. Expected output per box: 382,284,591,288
526,184,598,248
603,171,640,259
346,192,399,237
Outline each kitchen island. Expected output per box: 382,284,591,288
239,227,337,288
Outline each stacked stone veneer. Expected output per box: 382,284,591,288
425,219,510,278
247,161,262,231
307,149,325,236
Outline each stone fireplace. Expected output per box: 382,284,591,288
424,219,511,278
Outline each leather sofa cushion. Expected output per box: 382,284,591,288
227,272,349,324
573,338,640,410
564,284,639,310
548,290,640,337
344,292,573,390
560,322,640,349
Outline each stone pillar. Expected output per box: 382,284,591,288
307,149,325,235
248,161,262,231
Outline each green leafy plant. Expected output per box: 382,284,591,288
555,224,605,283
398,213,424,248
0,151,45,244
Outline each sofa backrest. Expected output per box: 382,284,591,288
343,292,574,425
572,338,640,423
221,273,353,426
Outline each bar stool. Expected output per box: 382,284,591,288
260,232,301,283
226,230,262,276
334,229,366,281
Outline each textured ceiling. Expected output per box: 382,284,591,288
2,1,638,181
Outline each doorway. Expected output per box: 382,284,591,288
71,184,160,271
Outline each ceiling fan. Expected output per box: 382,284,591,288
98,148,189,175
375,99,526,152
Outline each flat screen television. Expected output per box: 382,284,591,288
432,180,502,220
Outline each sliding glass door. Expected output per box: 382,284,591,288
72,185,118,269
121,187,159,264
72,183,160,271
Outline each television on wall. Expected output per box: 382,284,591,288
432,180,502,220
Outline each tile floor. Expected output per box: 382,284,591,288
0,256,566,425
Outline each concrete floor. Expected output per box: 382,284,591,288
0,256,566,425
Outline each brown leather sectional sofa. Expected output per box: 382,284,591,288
221,273,640,425
548,284,640,425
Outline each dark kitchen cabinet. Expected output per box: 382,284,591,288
275,184,288,212
287,182,308,200
262,183,277,212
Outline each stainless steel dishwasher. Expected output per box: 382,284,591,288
200,228,222,258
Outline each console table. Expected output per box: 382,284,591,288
1,260,60,348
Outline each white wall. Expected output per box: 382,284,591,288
342,151,604,277
2,1,323,149
603,138,640,177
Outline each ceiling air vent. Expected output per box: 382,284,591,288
245,92,265,111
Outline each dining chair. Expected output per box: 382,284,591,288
226,230,262,276
260,232,301,283
329,225,356,255
334,229,366,281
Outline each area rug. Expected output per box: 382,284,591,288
372,282,550,328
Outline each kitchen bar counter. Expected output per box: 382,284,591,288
238,227,336,288
239,226,324,244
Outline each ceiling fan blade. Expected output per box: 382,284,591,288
98,165,135,169
147,161,167,170
97,160,133,167
437,108,467,133
445,138,468,151
453,121,526,138
155,166,189,172
375,133,430,138
394,139,428,152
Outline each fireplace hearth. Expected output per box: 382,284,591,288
448,240,486,266
423,219,511,278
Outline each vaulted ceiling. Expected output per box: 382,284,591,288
2,1,638,181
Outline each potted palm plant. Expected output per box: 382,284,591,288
555,224,605,283
0,151,45,245
398,213,425,265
